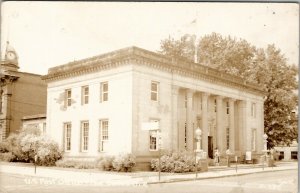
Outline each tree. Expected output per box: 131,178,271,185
261,45,298,148
159,33,298,148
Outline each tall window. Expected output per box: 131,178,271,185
214,99,217,112
151,81,159,101
63,123,71,151
65,89,72,107
100,82,108,102
226,127,230,149
251,129,257,151
184,122,187,149
81,121,89,152
81,86,89,105
149,119,159,151
99,120,109,152
226,101,229,114
251,103,256,118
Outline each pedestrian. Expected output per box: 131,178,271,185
214,148,220,166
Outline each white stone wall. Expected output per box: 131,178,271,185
46,61,265,159
131,64,265,157
46,65,133,157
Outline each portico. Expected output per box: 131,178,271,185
172,86,262,158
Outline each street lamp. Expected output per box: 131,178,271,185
195,127,202,179
262,133,269,170
195,127,202,151
263,133,268,151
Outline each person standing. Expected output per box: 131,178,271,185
214,148,220,166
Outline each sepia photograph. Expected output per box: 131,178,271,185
0,1,298,193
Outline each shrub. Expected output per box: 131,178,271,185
95,156,115,171
0,142,9,153
0,127,62,165
74,161,95,169
55,159,77,168
112,153,136,172
3,134,27,162
0,152,16,162
151,151,198,173
55,159,95,169
35,136,62,166
95,154,136,172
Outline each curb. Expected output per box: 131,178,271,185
146,167,297,185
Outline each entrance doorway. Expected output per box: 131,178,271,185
208,136,213,158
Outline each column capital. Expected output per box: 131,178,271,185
201,92,210,98
172,85,180,95
216,95,224,100
186,89,195,98
228,98,236,103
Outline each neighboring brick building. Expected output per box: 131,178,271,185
43,46,265,164
0,42,47,141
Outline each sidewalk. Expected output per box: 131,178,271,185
0,161,297,186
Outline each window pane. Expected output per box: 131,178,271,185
64,123,71,151
151,92,157,101
149,131,157,150
82,122,89,151
103,83,108,92
67,90,71,98
151,83,157,91
84,87,89,95
103,93,108,101
99,120,109,152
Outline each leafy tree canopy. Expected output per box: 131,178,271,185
159,33,298,148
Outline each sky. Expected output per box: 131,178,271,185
1,2,299,75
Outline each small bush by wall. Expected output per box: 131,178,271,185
112,153,136,172
151,151,200,173
56,154,136,172
95,156,115,171
55,159,95,169
0,152,16,162
95,153,136,172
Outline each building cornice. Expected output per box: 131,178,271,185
42,46,266,96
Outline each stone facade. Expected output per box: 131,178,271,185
0,43,47,141
43,46,265,161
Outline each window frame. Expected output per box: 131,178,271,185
226,101,230,114
81,85,89,105
99,119,109,152
65,89,72,107
149,119,160,151
63,122,72,152
80,121,89,152
251,103,256,118
226,127,230,150
100,82,108,102
150,81,159,101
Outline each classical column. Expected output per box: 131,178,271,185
238,100,247,153
201,92,209,154
216,96,224,152
171,85,179,151
186,89,194,151
229,99,235,153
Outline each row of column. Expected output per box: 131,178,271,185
172,87,237,155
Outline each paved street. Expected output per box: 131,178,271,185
0,169,297,193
